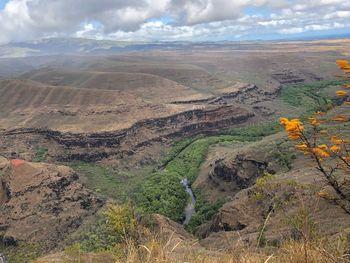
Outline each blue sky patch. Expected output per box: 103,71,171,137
0,0,8,10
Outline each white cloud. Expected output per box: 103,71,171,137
0,0,349,43
279,27,304,34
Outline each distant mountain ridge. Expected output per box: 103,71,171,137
0,38,201,58
1,35,349,58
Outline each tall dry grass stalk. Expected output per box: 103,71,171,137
113,234,350,263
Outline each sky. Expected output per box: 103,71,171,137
0,0,349,44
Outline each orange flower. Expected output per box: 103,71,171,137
318,144,329,151
290,119,302,124
308,117,320,125
295,143,308,151
333,115,348,122
344,84,350,89
330,145,341,153
331,136,344,145
286,119,304,131
288,133,302,140
336,90,348,97
336,60,349,69
285,123,299,132
280,118,304,140
279,117,289,126
310,145,330,159
313,147,330,158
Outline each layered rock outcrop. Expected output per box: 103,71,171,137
0,105,254,163
210,154,269,191
193,145,276,205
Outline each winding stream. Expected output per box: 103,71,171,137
0,254,7,263
181,178,196,225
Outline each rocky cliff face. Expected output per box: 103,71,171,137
0,157,103,248
193,143,278,205
0,105,254,164
172,83,279,107
272,69,322,85
210,154,269,191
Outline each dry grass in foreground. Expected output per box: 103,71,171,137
117,239,349,263
34,235,350,263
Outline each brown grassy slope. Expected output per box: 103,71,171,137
0,79,205,132
0,79,142,111
22,69,210,103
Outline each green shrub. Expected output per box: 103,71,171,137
185,191,223,233
33,147,48,162
0,242,43,263
253,173,277,201
63,204,140,253
273,151,296,170
63,244,83,262
104,204,138,241
285,208,318,242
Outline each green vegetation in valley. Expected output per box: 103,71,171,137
70,162,122,200
0,242,44,263
222,121,281,138
65,122,281,228
134,138,212,222
133,121,281,223
280,79,346,118
69,162,139,201
33,147,48,162
160,137,198,168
